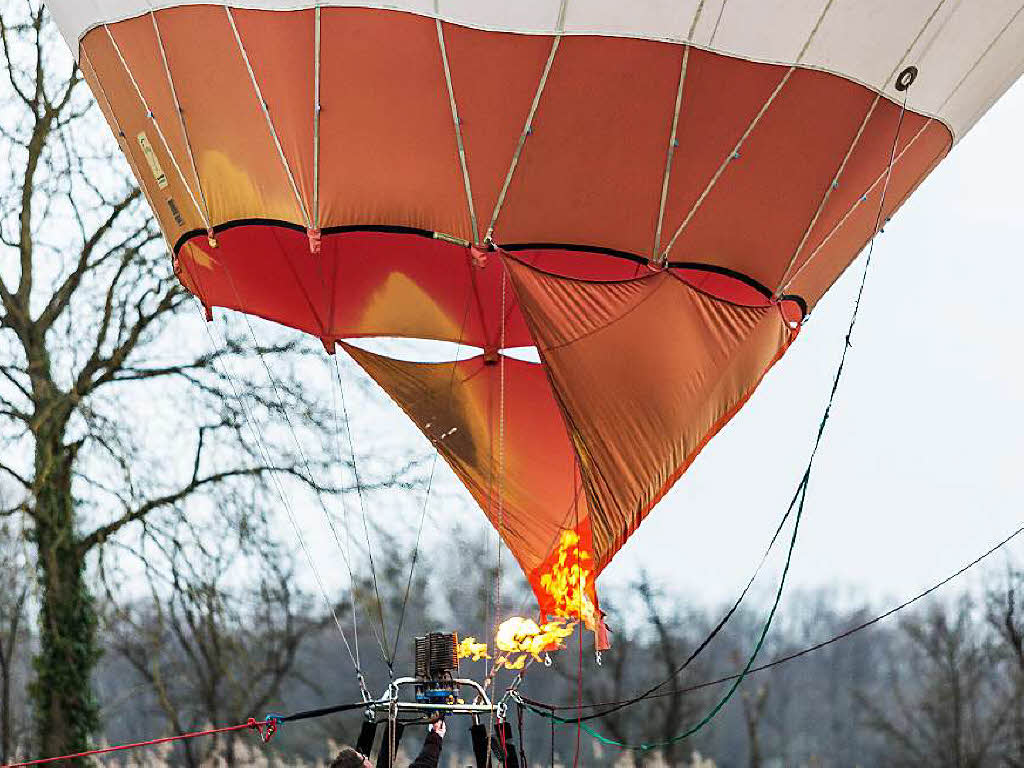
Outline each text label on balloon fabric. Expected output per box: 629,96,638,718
136,131,168,190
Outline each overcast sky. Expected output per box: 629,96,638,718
247,73,1024,629
600,75,1024,610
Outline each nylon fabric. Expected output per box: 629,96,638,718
505,256,796,569
78,6,955,308
339,344,598,612
48,1,1024,142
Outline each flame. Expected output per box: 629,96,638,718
498,654,529,670
457,636,490,662
496,616,575,659
539,531,599,629
455,530,600,668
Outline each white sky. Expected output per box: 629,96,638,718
601,75,1024,609
222,73,1024,624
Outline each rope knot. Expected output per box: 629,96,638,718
260,714,284,742
470,244,489,268
307,227,322,254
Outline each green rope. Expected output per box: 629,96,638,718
526,468,810,750
520,66,912,755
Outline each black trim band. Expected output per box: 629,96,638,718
172,218,433,254
171,219,807,320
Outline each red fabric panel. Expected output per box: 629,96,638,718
317,9,469,237
231,8,316,218
339,344,594,611
176,228,534,348
87,10,952,311
176,227,784,346
491,35,681,258
785,119,952,300
505,255,796,569
440,23,555,242
80,30,206,239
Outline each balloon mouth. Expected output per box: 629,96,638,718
174,220,808,349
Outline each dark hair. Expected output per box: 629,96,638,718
329,746,367,768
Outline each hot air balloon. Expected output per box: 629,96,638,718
47,0,1024,651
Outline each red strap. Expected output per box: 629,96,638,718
3,719,268,767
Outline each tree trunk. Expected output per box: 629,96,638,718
1,581,27,764
29,436,99,764
1,640,12,765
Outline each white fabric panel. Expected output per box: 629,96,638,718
47,0,1024,140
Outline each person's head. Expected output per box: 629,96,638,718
329,746,371,768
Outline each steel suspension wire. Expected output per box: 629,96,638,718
327,351,363,673
487,265,511,744
214,260,392,667
298,209,391,669
520,74,916,754
531,518,1024,713
177,261,362,676
111,6,371,682
333,351,394,667
390,288,474,664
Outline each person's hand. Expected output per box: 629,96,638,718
430,719,446,738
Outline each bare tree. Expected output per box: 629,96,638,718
0,2,359,758
986,564,1024,766
552,577,708,767
0,517,31,763
634,579,708,767
103,522,321,768
861,598,1008,768
739,678,768,768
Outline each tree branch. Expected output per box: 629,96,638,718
0,462,30,490
79,465,274,553
35,188,142,333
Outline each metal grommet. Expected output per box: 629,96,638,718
895,65,918,92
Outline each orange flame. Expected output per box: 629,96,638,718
539,531,598,629
455,530,600,668
457,637,490,662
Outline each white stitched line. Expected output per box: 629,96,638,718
224,5,313,230
661,0,837,262
708,0,728,47
82,48,174,249
484,0,568,244
435,3,479,245
652,0,707,261
779,120,933,293
774,0,949,294
938,1,1024,114
104,24,211,232
313,4,322,230
913,0,964,71
774,95,882,294
149,11,215,230
781,1,1024,296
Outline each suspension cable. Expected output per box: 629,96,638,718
390,287,474,663
327,348,362,673
212,258,392,667
522,69,915,752
176,260,363,678
332,352,393,667
527,518,1024,713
